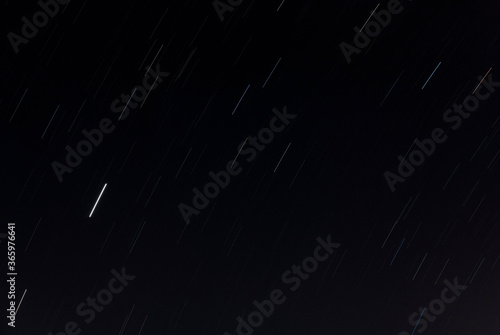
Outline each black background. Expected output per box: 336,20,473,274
2,0,500,334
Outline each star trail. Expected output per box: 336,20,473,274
2,0,500,334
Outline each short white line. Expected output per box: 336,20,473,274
491,254,500,270
232,138,248,168
359,3,380,32
119,88,137,120
263,58,282,88
232,84,250,115
15,289,27,315
145,45,164,76
274,142,291,173
277,0,286,11
149,8,169,39
89,183,107,218
25,217,41,252
422,62,441,89
412,253,428,280
434,258,449,285
145,176,162,207
139,40,157,71
381,219,398,248
140,76,159,108
176,48,197,81
68,100,86,133
41,105,59,139
138,315,149,335
9,89,28,124
175,148,192,178
473,67,492,94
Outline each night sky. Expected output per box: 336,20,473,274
2,0,500,334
